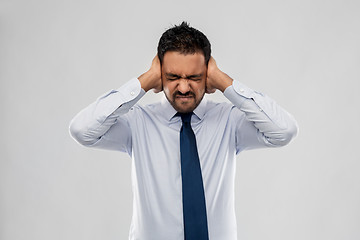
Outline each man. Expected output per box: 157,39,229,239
69,21,298,240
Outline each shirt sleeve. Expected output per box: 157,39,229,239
69,77,145,153
223,80,299,153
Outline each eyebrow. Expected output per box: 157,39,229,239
165,73,203,79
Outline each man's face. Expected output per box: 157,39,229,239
162,51,207,113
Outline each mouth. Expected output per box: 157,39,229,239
174,91,195,99
175,95,194,99
175,95,195,102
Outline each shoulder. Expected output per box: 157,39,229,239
205,99,231,110
127,101,162,114
204,99,246,123
124,101,165,123
204,99,238,115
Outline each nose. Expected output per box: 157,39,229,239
177,79,191,93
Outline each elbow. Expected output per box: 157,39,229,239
280,122,299,146
69,118,99,147
68,119,86,145
266,120,299,147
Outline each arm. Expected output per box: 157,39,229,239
69,55,162,152
69,79,144,153
206,57,299,151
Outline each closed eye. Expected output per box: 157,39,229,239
166,73,180,81
165,73,203,81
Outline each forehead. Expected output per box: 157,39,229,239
162,51,206,75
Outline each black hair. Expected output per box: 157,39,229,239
157,21,211,65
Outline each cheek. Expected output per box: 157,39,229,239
193,82,206,96
163,82,174,98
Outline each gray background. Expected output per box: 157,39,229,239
1,0,359,239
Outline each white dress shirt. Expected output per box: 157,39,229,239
69,78,298,240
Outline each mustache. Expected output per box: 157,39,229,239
173,91,195,97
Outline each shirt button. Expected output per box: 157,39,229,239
239,88,245,93
130,91,135,96
259,108,263,112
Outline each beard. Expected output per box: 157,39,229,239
165,90,204,113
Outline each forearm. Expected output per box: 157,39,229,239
224,80,298,147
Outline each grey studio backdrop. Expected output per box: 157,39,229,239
1,0,359,239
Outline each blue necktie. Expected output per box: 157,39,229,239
179,112,209,240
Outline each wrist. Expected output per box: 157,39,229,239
138,71,160,92
213,71,233,92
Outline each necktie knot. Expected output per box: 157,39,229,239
178,112,193,124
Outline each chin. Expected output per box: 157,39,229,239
174,103,197,113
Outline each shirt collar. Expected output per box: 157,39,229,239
160,94,208,121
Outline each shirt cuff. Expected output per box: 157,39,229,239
94,77,145,122
224,80,255,108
